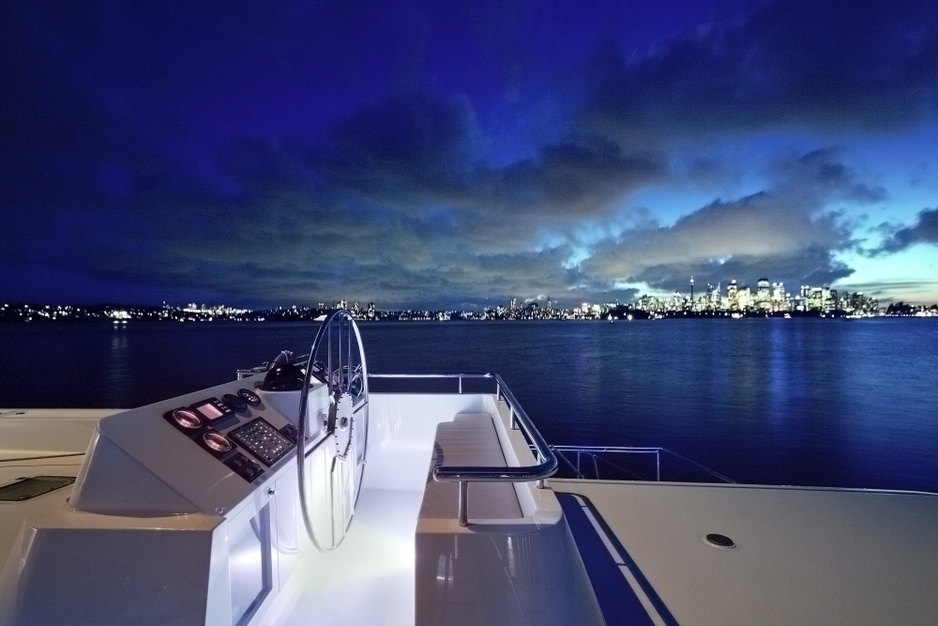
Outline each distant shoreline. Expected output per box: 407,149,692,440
2,302,936,324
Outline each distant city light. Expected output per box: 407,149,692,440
1,281,936,325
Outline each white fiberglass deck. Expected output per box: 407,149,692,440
261,486,423,625
552,479,938,626
1,387,586,626
6,398,938,625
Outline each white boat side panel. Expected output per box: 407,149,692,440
415,516,604,626
486,394,542,518
0,510,222,625
552,480,938,626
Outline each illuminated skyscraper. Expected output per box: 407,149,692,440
807,288,824,310
727,280,739,310
756,278,771,311
772,282,787,311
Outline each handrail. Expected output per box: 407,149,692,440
369,372,558,525
552,444,734,484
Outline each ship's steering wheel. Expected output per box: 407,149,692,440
297,310,369,551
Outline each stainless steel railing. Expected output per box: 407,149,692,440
369,373,558,525
552,445,734,484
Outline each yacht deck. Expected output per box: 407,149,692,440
552,479,938,626
5,398,938,625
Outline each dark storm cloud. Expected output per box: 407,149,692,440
769,149,887,204
584,0,938,145
681,157,727,187
23,119,601,308
581,150,869,293
831,279,938,304
5,8,661,311
631,248,854,295
486,141,665,218
874,208,938,254
145,96,664,306
322,94,479,209
322,94,666,218
3,1,935,308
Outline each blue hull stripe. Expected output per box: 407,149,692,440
559,492,679,626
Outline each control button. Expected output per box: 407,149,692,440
222,393,248,413
280,424,298,444
225,452,264,483
238,388,261,406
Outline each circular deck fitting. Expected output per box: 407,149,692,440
704,533,736,549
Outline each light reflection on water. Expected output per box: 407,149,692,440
1,318,936,492
104,326,130,407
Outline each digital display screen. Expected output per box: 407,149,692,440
198,402,224,420
193,398,231,422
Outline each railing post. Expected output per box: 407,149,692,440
656,449,661,482
458,375,463,394
458,481,469,527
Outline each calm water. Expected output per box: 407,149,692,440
2,318,937,492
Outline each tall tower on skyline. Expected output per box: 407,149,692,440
690,276,695,303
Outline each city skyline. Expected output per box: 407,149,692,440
8,270,935,321
3,2,938,309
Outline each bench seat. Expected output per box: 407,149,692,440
419,412,523,520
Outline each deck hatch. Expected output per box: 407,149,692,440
0,475,75,501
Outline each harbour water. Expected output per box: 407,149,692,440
2,318,936,492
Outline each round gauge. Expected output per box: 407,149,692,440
222,393,248,413
172,409,203,430
202,431,233,454
238,388,261,406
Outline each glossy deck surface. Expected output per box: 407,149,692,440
552,479,938,626
260,486,422,625
6,408,938,625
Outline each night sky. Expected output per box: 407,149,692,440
3,1,937,309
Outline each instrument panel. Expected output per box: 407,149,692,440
162,388,298,484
